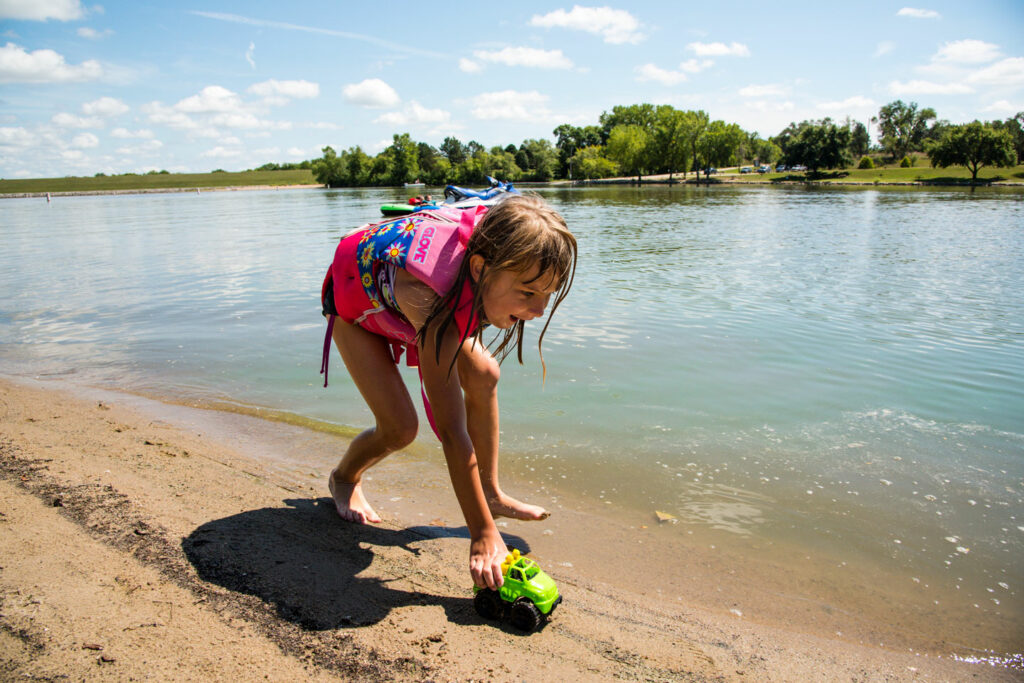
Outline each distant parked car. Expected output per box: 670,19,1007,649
776,164,787,172
791,164,808,172
740,166,753,174
704,167,717,174
757,165,770,173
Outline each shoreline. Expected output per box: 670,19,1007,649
1,376,1018,680
3,176,1022,200
0,183,323,200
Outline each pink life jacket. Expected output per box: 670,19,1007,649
320,205,489,436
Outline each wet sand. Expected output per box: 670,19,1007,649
1,376,1017,681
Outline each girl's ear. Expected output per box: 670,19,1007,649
469,254,485,283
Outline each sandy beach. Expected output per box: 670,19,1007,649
2,376,1017,681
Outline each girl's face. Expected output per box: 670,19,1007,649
470,256,559,330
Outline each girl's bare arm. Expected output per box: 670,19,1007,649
394,271,506,589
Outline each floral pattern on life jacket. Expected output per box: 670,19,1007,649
356,215,424,313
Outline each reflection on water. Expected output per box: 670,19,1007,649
1,185,1022,656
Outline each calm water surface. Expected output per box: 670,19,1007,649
2,185,1022,655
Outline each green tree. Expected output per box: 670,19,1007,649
605,124,652,182
345,146,372,185
422,157,451,186
683,110,710,174
387,133,421,185
568,145,619,179
483,148,522,181
440,136,467,165
695,120,745,179
928,121,1017,184
369,150,393,185
599,103,656,141
518,138,559,181
877,100,937,161
989,112,1024,160
415,142,450,185
312,146,346,187
746,136,781,165
650,105,691,182
552,123,602,178
783,119,853,172
850,121,870,157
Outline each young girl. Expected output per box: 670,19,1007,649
320,194,577,590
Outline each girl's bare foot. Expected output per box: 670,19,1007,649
329,470,381,524
486,490,550,521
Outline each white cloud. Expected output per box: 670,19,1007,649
0,126,34,147
77,27,113,40
739,84,788,97
687,41,750,57
70,132,98,148
530,6,643,44
968,57,1024,88
934,39,1001,64
111,127,154,139
248,78,319,101
304,121,342,130
897,7,941,19
52,112,102,128
342,78,399,108
0,0,85,21
209,112,291,130
0,42,102,82
981,100,1023,115
142,102,198,130
201,146,243,159
817,95,876,110
374,101,450,127
82,95,128,116
175,85,242,113
116,139,163,155
635,63,688,86
679,59,713,73
459,58,482,74
888,79,973,95
874,41,895,58
245,41,255,69
469,90,550,121
472,46,573,70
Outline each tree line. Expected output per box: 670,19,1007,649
308,101,1023,187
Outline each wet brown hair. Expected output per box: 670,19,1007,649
418,194,577,378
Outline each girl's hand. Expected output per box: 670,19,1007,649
470,528,507,589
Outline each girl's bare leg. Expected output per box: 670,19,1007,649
329,318,418,524
457,340,549,521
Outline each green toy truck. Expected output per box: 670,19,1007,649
473,548,562,632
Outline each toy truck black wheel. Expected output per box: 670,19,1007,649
474,589,503,620
510,599,542,632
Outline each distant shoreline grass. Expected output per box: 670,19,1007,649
3,163,1023,198
631,161,1024,186
0,169,317,196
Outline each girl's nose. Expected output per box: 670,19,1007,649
531,294,550,317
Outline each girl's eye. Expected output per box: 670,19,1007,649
521,290,534,297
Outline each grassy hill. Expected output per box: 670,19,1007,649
0,169,317,195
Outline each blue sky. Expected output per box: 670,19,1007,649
1,1,1022,178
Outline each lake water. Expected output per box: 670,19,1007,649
2,184,1022,659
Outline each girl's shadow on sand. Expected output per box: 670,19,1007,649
181,498,530,630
